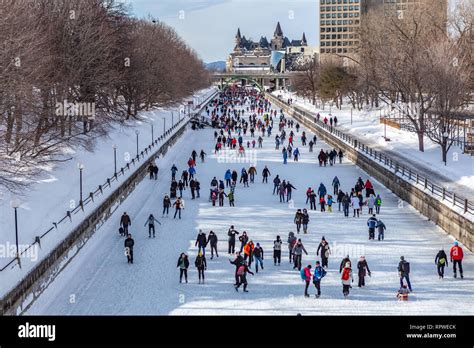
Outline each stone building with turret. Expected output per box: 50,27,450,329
226,22,316,73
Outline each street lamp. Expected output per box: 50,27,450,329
112,144,117,176
443,131,448,166
135,130,140,158
163,118,166,135
10,197,21,268
78,163,84,205
151,124,154,143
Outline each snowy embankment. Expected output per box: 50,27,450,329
25,99,474,315
0,87,218,298
273,91,474,199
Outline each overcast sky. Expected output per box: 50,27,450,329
126,0,459,63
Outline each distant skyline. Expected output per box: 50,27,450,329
126,0,459,63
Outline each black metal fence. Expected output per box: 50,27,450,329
1,90,219,272
270,95,474,216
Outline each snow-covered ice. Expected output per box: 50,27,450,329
25,100,474,315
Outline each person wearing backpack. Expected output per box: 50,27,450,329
341,262,353,297
195,229,207,256
367,214,378,240
177,253,189,283
435,249,448,279
195,251,207,284
357,256,371,287
375,194,382,214
235,261,254,292
313,261,327,298
287,232,297,263
292,239,308,271
398,256,412,291
450,241,464,279
273,235,283,266
301,265,312,297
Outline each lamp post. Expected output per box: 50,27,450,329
172,112,174,127
151,124,154,143
135,130,139,158
112,144,117,176
163,118,166,135
443,131,448,166
10,197,21,268
78,163,84,205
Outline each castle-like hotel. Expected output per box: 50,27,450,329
226,22,318,73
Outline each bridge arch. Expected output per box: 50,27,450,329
220,76,264,92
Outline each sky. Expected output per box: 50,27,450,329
125,0,319,63
125,0,460,63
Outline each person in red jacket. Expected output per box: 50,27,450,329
302,265,312,297
450,241,464,279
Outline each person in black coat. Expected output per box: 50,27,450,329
207,231,219,259
230,252,244,285
195,252,207,284
435,249,448,279
162,195,171,217
177,253,189,283
228,225,239,254
124,234,134,264
120,212,131,236
195,230,207,256
339,255,351,273
357,256,371,287
317,237,330,268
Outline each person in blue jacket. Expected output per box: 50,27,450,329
367,214,378,240
313,261,327,298
224,169,232,187
317,183,327,199
188,166,196,180
293,148,300,162
282,147,288,164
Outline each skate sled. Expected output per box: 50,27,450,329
397,287,409,301
170,187,177,199
119,227,125,236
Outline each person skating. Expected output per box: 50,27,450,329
313,261,327,298
337,190,345,211
181,170,189,188
243,241,255,267
171,164,178,181
273,235,282,265
317,182,327,200
398,256,412,291
351,194,360,217
252,243,264,273
341,262,354,297
435,249,448,279
342,193,350,217
286,181,296,202
450,241,464,279
235,261,254,292
294,209,303,233
248,166,257,183
338,149,343,163
224,169,232,188
287,232,297,263
262,166,271,183
292,239,308,271
367,194,376,214
376,219,386,241
178,180,185,198
195,251,207,284
339,255,351,273
144,214,161,238
227,190,235,206
228,225,239,254
162,195,171,217
319,196,326,212
120,212,131,236
273,175,281,195
317,236,330,268
332,176,340,195
173,197,184,219
230,252,244,285
207,231,219,260
177,253,189,283
357,256,371,287
309,190,317,210
375,194,382,214
301,265,312,297
327,195,333,212
367,214,378,240
124,233,135,264
200,149,206,162
239,231,249,253
195,229,207,256
278,181,287,203
302,209,309,234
